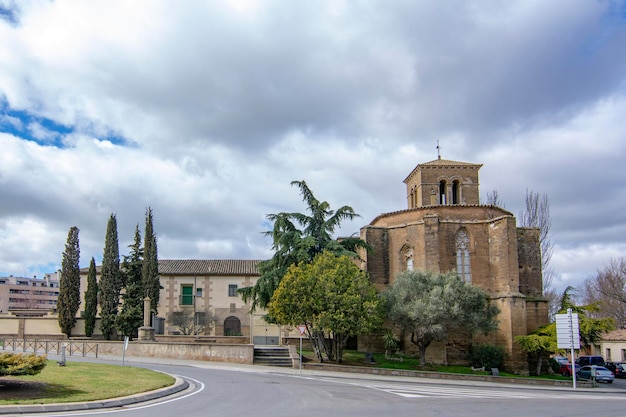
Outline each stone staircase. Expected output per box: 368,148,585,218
253,346,293,367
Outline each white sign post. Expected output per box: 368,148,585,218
556,309,580,389
297,325,306,371
122,336,129,367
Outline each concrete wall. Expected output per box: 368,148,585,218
99,341,255,364
0,315,102,338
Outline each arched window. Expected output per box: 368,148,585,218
406,248,414,271
452,180,460,204
439,180,447,205
456,229,471,282
401,246,414,272
224,316,241,336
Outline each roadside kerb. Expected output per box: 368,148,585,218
0,374,189,415
302,362,595,388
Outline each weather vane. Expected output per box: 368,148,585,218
436,140,441,160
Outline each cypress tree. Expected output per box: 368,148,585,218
58,226,80,337
142,207,160,316
99,214,122,340
116,225,144,339
83,257,98,337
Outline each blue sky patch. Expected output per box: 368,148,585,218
0,4,19,25
1,101,73,147
1,99,128,147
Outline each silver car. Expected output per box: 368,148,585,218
576,365,615,383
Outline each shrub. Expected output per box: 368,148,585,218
469,344,505,370
0,352,47,376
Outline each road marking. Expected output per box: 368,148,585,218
30,375,205,416
291,374,626,401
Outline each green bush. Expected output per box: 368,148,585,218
0,352,47,376
469,344,505,370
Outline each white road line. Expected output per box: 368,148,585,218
27,375,206,417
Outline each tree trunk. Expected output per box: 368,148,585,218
535,353,543,376
309,331,324,362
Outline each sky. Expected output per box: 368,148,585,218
1,0,625,295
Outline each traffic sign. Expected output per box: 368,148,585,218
298,325,307,335
556,311,580,349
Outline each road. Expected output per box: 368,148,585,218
12,358,626,417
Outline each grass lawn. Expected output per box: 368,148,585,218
0,360,175,405
302,350,570,381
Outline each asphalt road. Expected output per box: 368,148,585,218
13,357,626,417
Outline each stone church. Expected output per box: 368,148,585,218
359,157,549,372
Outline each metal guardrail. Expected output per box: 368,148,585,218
0,338,99,357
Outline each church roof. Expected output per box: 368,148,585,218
366,204,514,226
420,158,483,167
404,157,482,183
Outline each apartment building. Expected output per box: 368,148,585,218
0,273,60,316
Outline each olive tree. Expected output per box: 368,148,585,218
383,270,499,367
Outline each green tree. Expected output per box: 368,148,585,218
142,207,160,316
240,180,370,312
83,257,98,337
516,286,615,375
0,353,47,376
270,251,382,363
116,225,144,339
58,226,81,337
99,214,122,340
556,286,615,350
514,325,556,376
383,270,499,367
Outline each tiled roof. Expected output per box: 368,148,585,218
602,329,626,341
419,158,482,167
157,259,262,276
366,204,513,225
403,158,483,183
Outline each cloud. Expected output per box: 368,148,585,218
0,0,625,296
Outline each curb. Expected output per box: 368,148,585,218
301,362,599,389
0,374,189,415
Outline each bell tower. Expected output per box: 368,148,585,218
403,157,482,209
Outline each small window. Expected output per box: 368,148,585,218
452,180,460,204
439,180,447,205
196,288,203,298
228,284,238,297
180,284,194,305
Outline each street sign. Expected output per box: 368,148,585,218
556,312,580,349
297,325,307,336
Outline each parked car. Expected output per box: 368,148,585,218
576,365,615,383
559,363,580,377
605,362,626,378
552,356,569,365
575,355,605,367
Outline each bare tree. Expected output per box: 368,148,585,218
518,189,557,318
581,258,626,329
485,188,505,208
168,309,216,335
